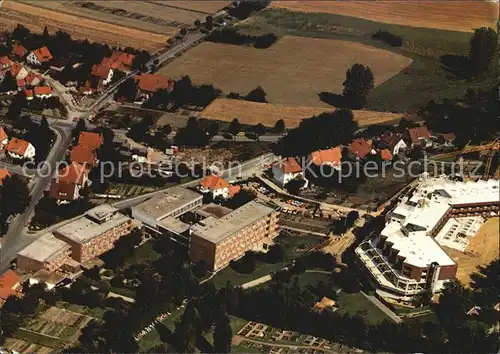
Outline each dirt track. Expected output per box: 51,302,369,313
270,1,498,33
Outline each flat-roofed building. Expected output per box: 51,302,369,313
355,176,499,301
131,186,203,245
190,201,279,271
54,204,132,262
17,233,71,273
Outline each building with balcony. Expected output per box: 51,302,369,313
189,201,279,271
355,175,499,301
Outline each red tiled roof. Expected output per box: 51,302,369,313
273,157,302,174
24,72,41,86
0,127,8,141
56,163,89,185
78,132,103,149
200,175,230,190
50,181,78,201
10,62,24,78
310,147,342,167
91,64,111,79
0,169,10,185
6,138,31,156
12,44,27,58
24,89,34,99
0,270,21,300
32,46,53,63
440,133,456,142
110,51,135,66
137,74,174,93
228,185,241,197
34,86,52,96
69,146,97,166
409,126,431,144
17,79,26,89
0,56,10,66
380,149,393,161
348,138,373,159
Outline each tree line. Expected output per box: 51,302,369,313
207,28,277,49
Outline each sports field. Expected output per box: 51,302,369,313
159,36,412,107
444,217,499,286
270,1,498,33
201,98,404,128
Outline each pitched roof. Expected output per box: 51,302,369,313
110,51,135,66
12,44,27,57
409,126,431,144
56,163,89,185
0,127,8,141
17,79,26,89
25,89,34,99
91,64,111,79
69,146,97,165
137,74,174,93
34,86,52,96
380,149,393,161
0,56,11,66
273,157,302,174
348,138,373,159
0,270,21,300
10,62,25,78
309,147,342,167
440,132,456,142
228,185,241,197
24,72,42,86
379,132,403,149
32,46,53,63
200,175,230,190
6,137,31,156
50,181,79,201
0,169,10,185
78,132,103,149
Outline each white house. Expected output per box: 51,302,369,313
26,47,53,66
6,137,35,160
0,127,8,149
272,157,308,188
377,132,408,155
91,64,114,87
198,175,240,199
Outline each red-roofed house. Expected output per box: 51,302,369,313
0,270,21,301
6,137,35,160
34,86,53,99
10,62,29,81
12,43,27,59
199,175,234,199
78,132,103,150
25,89,34,100
137,74,174,95
348,138,375,159
69,145,98,166
272,157,308,187
27,46,53,66
24,71,42,86
408,126,432,147
0,169,10,185
0,127,8,148
50,163,90,202
307,147,342,170
101,51,135,72
380,149,393,161
91,64,113,87
375,131,407,156
435,132,457,147
0,56,11,70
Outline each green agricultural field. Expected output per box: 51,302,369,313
237,9,498,112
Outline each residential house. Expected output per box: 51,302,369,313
272,157,308,188
101,51,135,72
6,137,36,160
0,270,21,303
0,127,8,148
34,86,53,99
10,62,29,81
0,56,11,70
25,89,34,100
49,59,68,75
408,126,432,148
12,44,27,59
50,163,90,202
435,133,456,147
348,138,375,160
0,169,10,185
379,149,393,161
69,145,98,166
198,175,240,199
91,64,113,88
78,131,103,150
307,147,342,171
137,73,174,96
375,132,407,156
26,46,53,66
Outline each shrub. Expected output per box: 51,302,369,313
372,30,403,47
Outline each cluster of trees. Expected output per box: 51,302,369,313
0,175,30,235
0,72,17,93
468,27,497,75
342,64,375,109
228,0,270,20
228,86,268,103
372,29,403,47
174,117,210,148
330,210,359,235
207,28,277,49
21,116,55,163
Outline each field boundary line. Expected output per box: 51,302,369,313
18,327,60,340
144,0,211,16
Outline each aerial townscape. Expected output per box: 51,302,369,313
0,1,499,353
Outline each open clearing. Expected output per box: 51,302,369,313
270,1,498,33
2,1,174,51
160,36,412,107
444,217,499,286
201,98,404,128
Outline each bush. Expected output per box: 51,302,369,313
372,30,403,47
230,251,256,274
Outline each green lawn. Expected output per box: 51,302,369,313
124,241,161,267
336,292,390,324
138,306,184,351
295,271,333,287
238,9,497,112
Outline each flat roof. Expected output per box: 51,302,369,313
190,201,275,244
86,204,118,222
55,212,131,244
132,186,202,222
158,216,191,234
18,233,70,263
196,203,233,219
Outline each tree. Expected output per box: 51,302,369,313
174,117,209,148
469,27,497,74
228,118,241,135
273,119,285,133
180,28,187,36
253,123,266,136
213,314,232,353
342,64,374,109
43,26,50,38
284,178,306,195
0,175,30,233
115,77,138,102
173,303,200,353
194,19,201,27
245,86,267,103
0,71,17,93
7,91,26,121
72,118,87,140
205,15,214,30
207,121,220,137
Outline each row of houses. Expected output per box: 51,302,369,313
0,126,36,160
0,55,53,98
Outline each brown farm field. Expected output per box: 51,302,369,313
201,98,404,128
159,36,412,107
1,1,172,51
151,1,231,14
270,1,498,33
444,217,499,287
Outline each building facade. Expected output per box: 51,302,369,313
17,233,71,273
